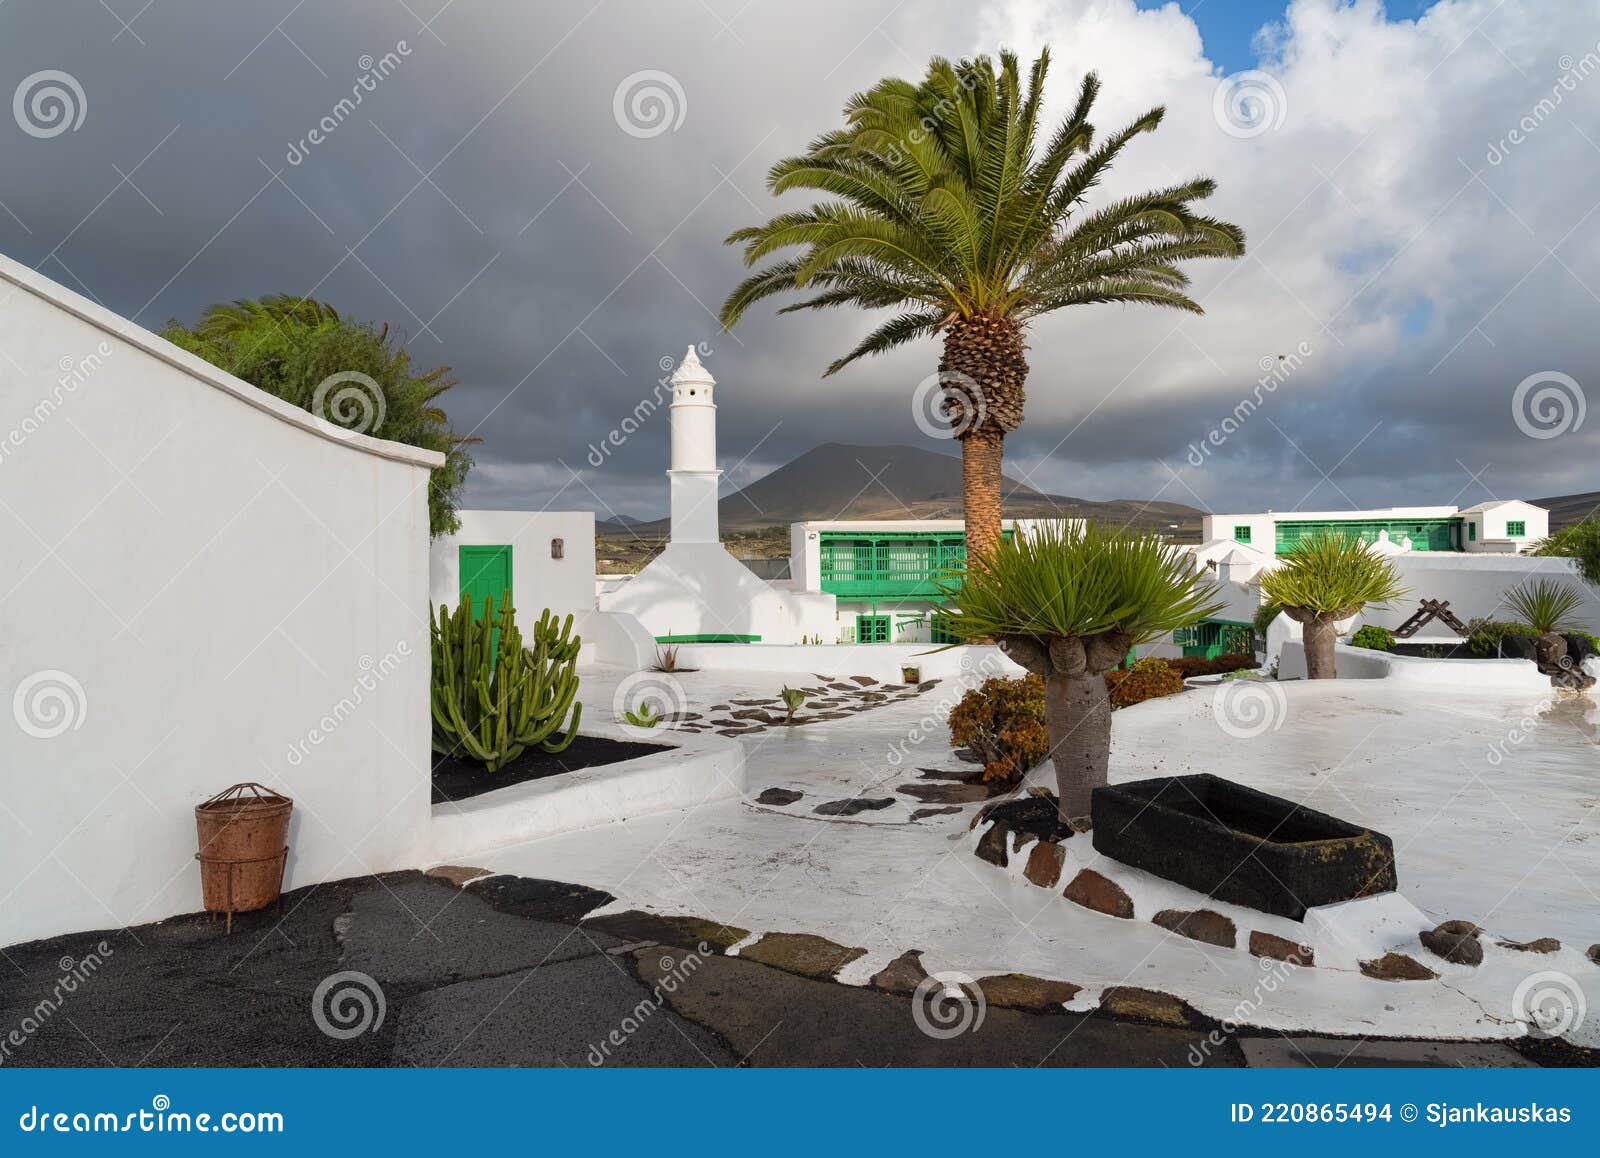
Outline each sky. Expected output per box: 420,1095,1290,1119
1,0,1597,523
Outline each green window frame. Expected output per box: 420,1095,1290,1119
1506,520,1526,537
855,614,890,644
930,614,960,645
1233,525,1251,543
1468,522,1476,541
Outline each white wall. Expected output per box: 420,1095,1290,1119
1,254,440,947
1354,554,1600,635
429,509,595,617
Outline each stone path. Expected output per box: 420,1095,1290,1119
5,871,1575,1068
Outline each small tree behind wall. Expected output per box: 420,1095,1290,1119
1257,536,1406,680
941,522,1224,819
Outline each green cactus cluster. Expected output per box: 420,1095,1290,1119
430,591,583,772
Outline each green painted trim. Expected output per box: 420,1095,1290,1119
654,634,761,643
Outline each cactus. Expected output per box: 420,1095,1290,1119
430,590,583,772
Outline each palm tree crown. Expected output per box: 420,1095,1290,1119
719,48,1244,557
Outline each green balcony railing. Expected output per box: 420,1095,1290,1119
818,531,1005,598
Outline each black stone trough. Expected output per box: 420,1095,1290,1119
1090,774,1397,921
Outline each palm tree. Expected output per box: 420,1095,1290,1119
942,522,1223,817
1532,519,1600,586
719,49,1245,559
1258,536,1406,680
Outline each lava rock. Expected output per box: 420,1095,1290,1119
739,932,865,980
1419,923,1484,966
1098,986,1204,1028
755,788,803,806
849,676,878,686
813,797,895,817
1359,952,1439,981
1248,930,1315,967
974,822,1010,867
1152,908,1237,949
583,910,749,952
1498,937,1561,954
1023,841,1067,888
909,806,963,821
976,973,1082,1012
976,795,1075,844
1063,869,1134,919
869,950,929,995
425,864,493,888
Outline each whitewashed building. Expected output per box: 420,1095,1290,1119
1200,502,1548,558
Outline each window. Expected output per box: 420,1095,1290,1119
1468,523,1476,541
1506,520,1526,537
855,614,890,643
1233,525,1251,543
930,615,959,645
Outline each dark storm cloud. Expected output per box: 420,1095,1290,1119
2,0,1596,520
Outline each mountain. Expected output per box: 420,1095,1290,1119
1532,491,1600,530
597,442,1203,536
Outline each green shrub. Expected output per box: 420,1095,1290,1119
430,592,582,772
1465,618,1539,657
948,674,1048,784
1252,600,1283,637
1350,625,1395,651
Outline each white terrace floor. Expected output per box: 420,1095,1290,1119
468,664,1600,1046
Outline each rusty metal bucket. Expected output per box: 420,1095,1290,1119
194,782,292,931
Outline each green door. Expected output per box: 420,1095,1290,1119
459,545,512,617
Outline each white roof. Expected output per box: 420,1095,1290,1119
1459,499,1542,514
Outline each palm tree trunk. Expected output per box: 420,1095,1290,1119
941,315,1028,563
1302,615,1338,679
961,428,1005,562
1043,670,1112,819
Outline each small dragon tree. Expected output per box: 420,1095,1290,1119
941,522,1223,819
430,592,582,772
1504,578,1590,684
1257,536,1405,680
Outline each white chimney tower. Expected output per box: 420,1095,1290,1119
668,345,720,543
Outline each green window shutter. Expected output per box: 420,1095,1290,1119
1233,525,1251,543
1468,523,1476,541
1506,520,1526,537
855,614,890,644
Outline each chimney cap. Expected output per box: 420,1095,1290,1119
671,344,715,386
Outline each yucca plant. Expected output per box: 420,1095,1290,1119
939,521,1223,817
1257,536,1406,680
719,49,1244,560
